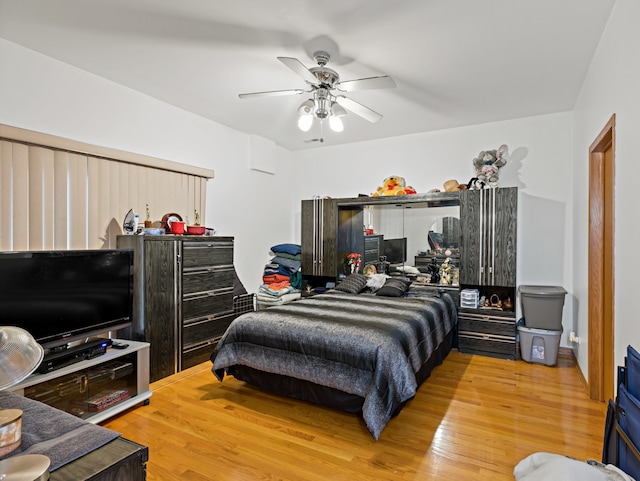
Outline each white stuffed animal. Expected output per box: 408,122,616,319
472,144,509,188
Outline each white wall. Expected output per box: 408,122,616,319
293,114,576,343
572,0,640,381
0,38,298,291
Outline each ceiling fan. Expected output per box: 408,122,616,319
238,50,396,133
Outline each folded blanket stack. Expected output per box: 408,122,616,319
257,243,302,307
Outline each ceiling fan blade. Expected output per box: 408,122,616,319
335,96,383,123
277,56,319,85
238,89,305,99
337,75,396,92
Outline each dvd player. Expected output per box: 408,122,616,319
38,338,113,374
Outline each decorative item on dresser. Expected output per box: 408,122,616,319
117,235,235,382
458,187,518,359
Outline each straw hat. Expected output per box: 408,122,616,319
443,179,468,192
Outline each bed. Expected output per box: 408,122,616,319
210,278,457,440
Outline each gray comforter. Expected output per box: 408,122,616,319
211,290,457,439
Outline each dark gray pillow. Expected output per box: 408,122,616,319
376,278,411,297
334,274,368,294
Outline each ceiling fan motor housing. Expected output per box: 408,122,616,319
313,50,330,66
310,67,339,88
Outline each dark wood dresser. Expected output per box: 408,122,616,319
117,235,235,382
51,437,148,481
457,307,518,360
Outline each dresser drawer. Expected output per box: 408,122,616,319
182,341,218,370
182,290,234,322
182,241,233,269
364,249,380,265
457,308,516,359
458,314,515,338
458,333,517,360
364,235,382,265
182,267,235,295
183,312,234,346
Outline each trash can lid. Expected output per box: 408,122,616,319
518,325,564,334
518,285,567,296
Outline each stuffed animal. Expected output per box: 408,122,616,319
466,177,486,190
372,176,417,196
471,144,509,188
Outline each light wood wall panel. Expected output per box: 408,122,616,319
0,129,213,252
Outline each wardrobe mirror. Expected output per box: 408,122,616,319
367,203,460,267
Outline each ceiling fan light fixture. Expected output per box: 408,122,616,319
298,113,313,132
329,115,344,133
298,99,314,115
331,101,347,117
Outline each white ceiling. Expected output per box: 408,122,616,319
0,0,615,151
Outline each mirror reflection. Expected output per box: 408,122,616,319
428,216,460,251
365,203,460,284
369,205,459,256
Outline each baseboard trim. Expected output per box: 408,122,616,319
558,346,574,361
560,346,590,395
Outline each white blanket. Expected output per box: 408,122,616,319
514,452,635,481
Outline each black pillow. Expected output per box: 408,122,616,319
334,274,368,294
376,278,412,297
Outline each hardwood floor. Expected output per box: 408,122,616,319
102,350,608,480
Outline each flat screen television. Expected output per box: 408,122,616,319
383,238,407,265
0,249,133,350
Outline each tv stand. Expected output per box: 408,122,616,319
9,339,151,423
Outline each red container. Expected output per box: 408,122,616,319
186,225,206,235
170,221,185,234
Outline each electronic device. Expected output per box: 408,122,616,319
383,238,407,265
36,338,113,374
0,249,133,353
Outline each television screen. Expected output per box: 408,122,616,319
0,249,133,349
383,238,407,265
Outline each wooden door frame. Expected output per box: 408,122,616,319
588,114,616,401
